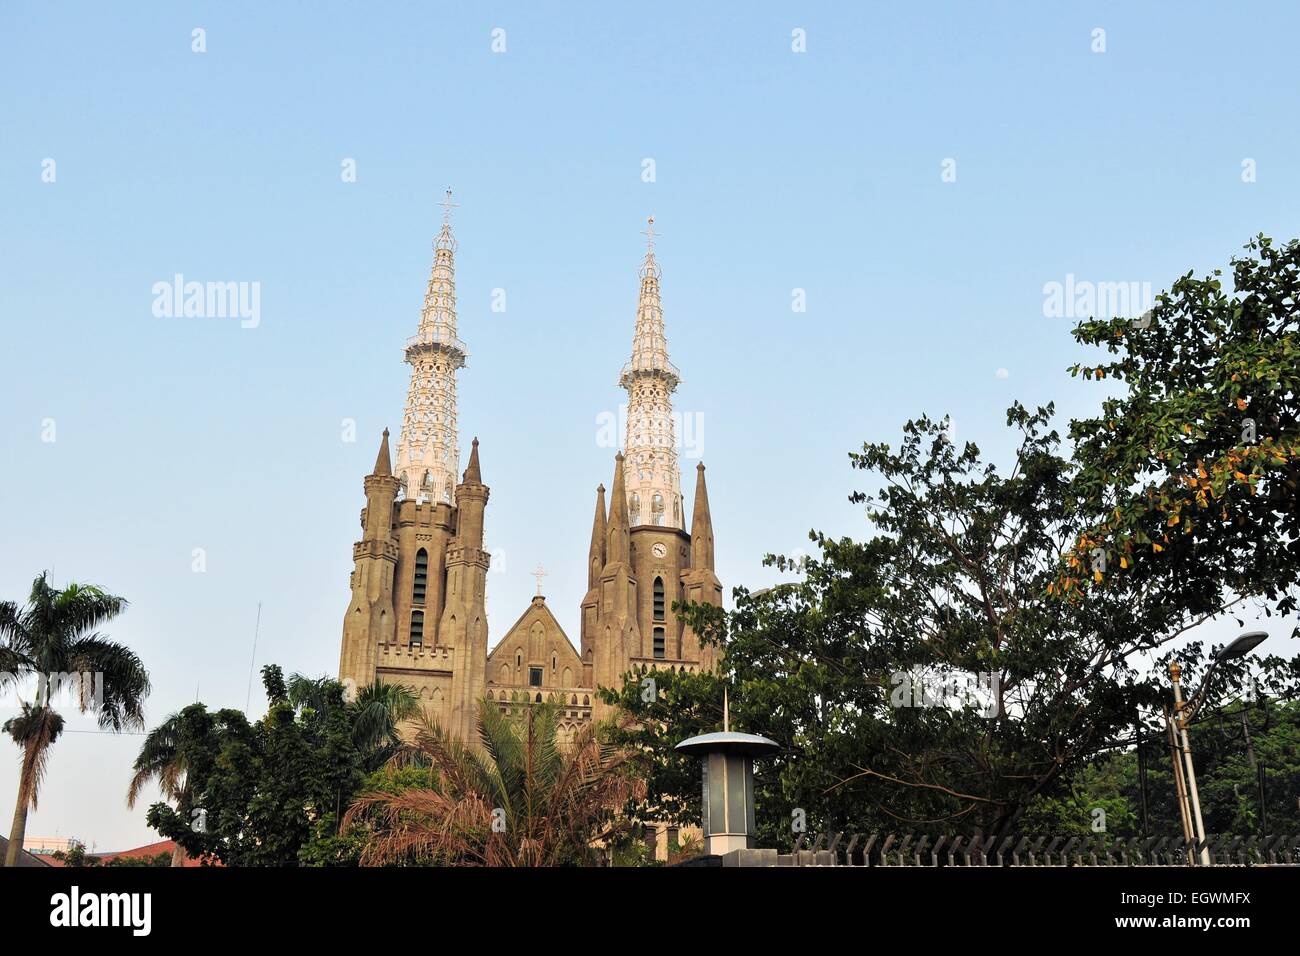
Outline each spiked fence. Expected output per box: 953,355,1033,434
780,832,1300,866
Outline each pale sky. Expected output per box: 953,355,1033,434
2,1,1297,851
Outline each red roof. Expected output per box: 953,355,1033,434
97,839,216,867
44,839,220,867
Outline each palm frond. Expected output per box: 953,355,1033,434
65,635,151,731
347,696,645,866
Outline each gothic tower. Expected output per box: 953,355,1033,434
589,220,720,719
339,193,489,741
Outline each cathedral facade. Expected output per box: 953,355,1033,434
337,200,720,751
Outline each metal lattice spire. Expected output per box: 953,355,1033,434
394,189,469,507
619,216,683,529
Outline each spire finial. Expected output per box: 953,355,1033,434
372,428,393,477
462,436,482,483
723,684,730,733
640,216,660,273
439,188,459,226
532,564,548,596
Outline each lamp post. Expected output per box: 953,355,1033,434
1168,629,1267,866
675,690,779,857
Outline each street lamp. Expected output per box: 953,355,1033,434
1168,630,1267,865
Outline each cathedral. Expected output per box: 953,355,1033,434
337,196,721,750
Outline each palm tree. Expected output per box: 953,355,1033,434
127,712,189,866
349,679,419,771
0,572,150,867
344,696,645,866
286,673,419,771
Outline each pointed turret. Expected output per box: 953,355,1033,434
463,436,482,484
606,453,631,566
690,461,714,571
372,428,393,476
587,484,607,589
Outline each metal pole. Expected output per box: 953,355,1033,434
1257,763,1268,835
1136,718,1150,839
1167,707,1195,863
1171,662,1211,865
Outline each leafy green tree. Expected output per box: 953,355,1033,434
614,405,1299,847
1118,696,1300,838
51,841,100,867
1068,235,1300,624
146,665,363,866
103,851,172,867
0,573,150,867
344,695,645,866
143,669,424,866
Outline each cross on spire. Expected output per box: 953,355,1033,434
641,215,658,253
438,188,459,226
532,563,548,596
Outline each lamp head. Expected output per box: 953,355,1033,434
1215,630,1268,663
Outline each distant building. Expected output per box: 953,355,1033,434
0,836,50,867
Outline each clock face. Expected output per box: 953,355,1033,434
651,543,667,558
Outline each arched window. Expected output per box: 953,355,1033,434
412,549,429,605
653,626,666,660
629,493,641,525
651,494,665,526
653,577,666,622
409,610,424,646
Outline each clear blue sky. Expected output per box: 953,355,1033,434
2,2,1297,851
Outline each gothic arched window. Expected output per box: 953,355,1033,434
412,549,429,605
653,577,666,622
409,611,424,646
629,493,641,525
651,494,665,526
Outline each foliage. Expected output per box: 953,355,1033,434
343,695,645,866
102,851,172,867
616,404,1298,847
1068,235,1300,623
145,665,364,867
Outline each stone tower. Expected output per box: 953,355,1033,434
339,195,490,737
586,221,720,720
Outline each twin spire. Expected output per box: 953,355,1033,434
381,204,706,556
